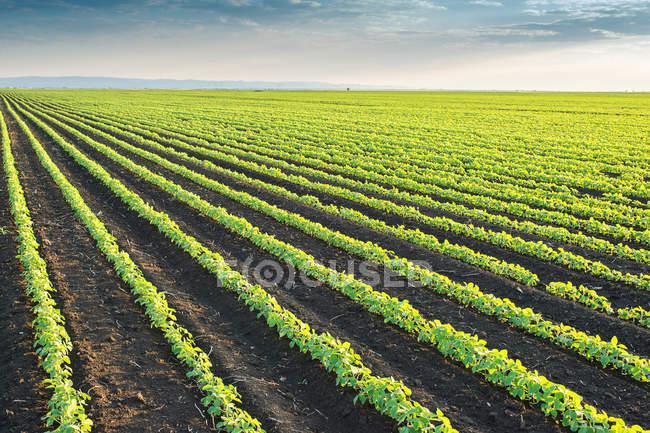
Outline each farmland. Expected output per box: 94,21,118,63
0,89,649,433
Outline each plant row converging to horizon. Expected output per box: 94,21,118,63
2,90,649,433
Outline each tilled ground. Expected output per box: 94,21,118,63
0,141,48,433
2,99,650,433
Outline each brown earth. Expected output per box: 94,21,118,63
2,97,649,433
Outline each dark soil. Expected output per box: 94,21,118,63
0,132,49,433
51,103,650,338
49,102,650,284
109,110,650,244
3,104,218,433
13,99,650,432
6,102,400,433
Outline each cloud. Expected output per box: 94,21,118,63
289,0,321,7
414,1,447,9
239,18,259,26
471,0,503,6
523,0,650,19
590,27,626,38
222,0,254,6
522,8,546,15
478,27,556,36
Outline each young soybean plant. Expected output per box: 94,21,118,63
18,100,648,433
8,99,457,433
2,110,92,432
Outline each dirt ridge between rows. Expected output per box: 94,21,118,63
0,116,48,433
12,100,403,433
17,100,650,430
4,102,216,433
34,100,650,350
49,101,650,260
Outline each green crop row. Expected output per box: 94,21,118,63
154,110,650,230
31,102,650,294
27,99,650,268
176,121,650,240
20,98,650,378
2,108,93,432
34,94,650,202
29,99,650,331
9,98,455,433
4,100,267,433
13,100,650,433
46,96,650,228
46,96,646,229
37,99,650,238
24,100,650,328
21,97,538,287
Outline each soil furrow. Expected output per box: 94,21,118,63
39,105,650,353
0,130,49,433
20,101,650,431
127,116,650,256
12,101,401,433
145,124,650,307
4,102,215,433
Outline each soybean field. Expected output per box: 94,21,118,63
1,90,649,433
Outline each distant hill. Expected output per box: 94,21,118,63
0,76,387,90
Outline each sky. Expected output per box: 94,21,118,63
1,0,649,90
